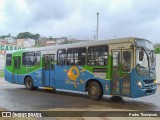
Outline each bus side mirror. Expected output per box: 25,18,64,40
139,50,144,61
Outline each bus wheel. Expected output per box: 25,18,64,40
25,77,38,90
88,81,103,100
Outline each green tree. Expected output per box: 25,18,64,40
155,48,160,54
17,32,32,39
17,32,40,40
34,34,40,40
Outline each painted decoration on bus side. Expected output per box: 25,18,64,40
64,66,85,88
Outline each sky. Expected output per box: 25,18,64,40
0,0,160,43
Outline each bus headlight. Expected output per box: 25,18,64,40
154,80,157,84
137,81,142,88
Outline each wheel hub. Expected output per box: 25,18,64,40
90,86,98,96
27,80,31,87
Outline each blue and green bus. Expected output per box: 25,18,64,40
4,37,157,100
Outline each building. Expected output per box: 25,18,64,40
44,37,68,46
5,36,16,44
16,38,35,47
16,39,25,46
23,38,35,47
45,40,56,46
0,38,7,44
0,36,16,44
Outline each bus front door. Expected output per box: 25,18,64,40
43,54,55,87
13,56,21,84
111,50,132,96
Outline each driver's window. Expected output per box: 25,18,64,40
123,51,131,71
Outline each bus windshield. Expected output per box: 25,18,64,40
136,49,149,76
135,39,156,77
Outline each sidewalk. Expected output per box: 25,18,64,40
0,77,20,87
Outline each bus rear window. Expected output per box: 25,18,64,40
6,54,12,66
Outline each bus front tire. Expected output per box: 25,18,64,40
25,77,38,90
88,81,103,100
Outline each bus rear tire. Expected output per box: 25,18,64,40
25,77,38,90
88,81,103,100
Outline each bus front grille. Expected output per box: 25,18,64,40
143,80,154,84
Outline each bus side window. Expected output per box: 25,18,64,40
22,52,35,66
67,47,86,66
44,56,50,70
6,54,12,66
35,51,41,66
88,45,108,66
57,49,66,65
50,55,55,70
67,49,73,65
77,48,86,65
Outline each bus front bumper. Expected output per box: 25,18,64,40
132,85,157,98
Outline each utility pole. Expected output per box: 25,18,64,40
96,13,99,40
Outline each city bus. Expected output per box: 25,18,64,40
4,37,157,100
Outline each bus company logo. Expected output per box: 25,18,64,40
64,66,85,88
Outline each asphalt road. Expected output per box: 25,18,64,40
0,78,160,113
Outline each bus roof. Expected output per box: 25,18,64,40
6,37,148,54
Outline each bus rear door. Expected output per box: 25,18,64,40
43,54,55,87
111,49,132,96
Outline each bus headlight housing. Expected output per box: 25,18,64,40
137,81,142,88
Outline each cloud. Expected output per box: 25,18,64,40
27,0,73,22
0,0,160,43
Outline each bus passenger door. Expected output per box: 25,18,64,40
13,56,21,83
121,50,132,96
43,54,55,86
111,50,121,94
111,50,132,96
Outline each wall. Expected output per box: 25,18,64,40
0,54,5,71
